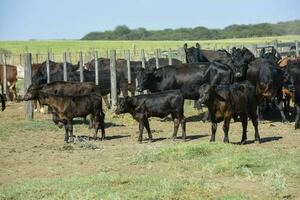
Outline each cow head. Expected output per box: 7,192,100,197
184,43,202,63
232,47,255,80
115,96,132,114
23,84,43,101
135,68,154,92
197,84,212,104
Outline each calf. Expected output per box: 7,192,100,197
115,90,186,143
197,81,260,144
24,82,105,142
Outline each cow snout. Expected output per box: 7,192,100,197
235,72,242,78
136,87,142,92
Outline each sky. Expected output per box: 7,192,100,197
0,0,299,40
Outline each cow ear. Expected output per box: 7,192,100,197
196,43,200,49
184,43,188,50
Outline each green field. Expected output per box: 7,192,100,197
1,35,300,55
1,35,299,65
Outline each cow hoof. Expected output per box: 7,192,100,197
149,139,153,143
255,139,261,144
68,137,74,143
282,119,289,124
223,139,229,143
240,140,247,145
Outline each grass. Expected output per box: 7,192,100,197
0,171,251,200
132,142,300,178
0,119,60,141
1,35,299,54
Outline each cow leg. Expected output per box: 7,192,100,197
210,122,217,142
143,118,152,142
172,115,180,141
93,114,99,140
257,104,264,121
89,115,94,129
138,116,145,143
102,96,111,109
240,114,248,145
251,114,261,143
276,100,288,123
33,100,38,112
12,83,17,102
99,111,106,140
180,116,186,141
64,124,69,142
276,89,289,123
223,117,230,143
67,120,74,143
295,105,300,129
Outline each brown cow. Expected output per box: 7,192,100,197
24,81,105,142
0,64,17,101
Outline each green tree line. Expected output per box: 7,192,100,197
81,20,300,40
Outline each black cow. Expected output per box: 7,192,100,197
23,82,105,142
0,94,5,111
184,43,209,63
32,60,79,85
286,60,300,129
197,81,260,144
231,47,255,81
115,90,186,143
136,63,233,100
146,58,182,70
260,47,282,64
246,58,287,122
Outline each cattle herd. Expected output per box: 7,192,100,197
1,43,300,144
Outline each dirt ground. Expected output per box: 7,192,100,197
0,102,300,199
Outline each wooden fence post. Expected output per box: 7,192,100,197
110,50,117,110
155,49,159,68
95,51,99,85
296,41,299,57
19,54,22,66
2,54,7,97
35,53,39,64
68,52,72,63
24,53,33,120
79,51,84,82
125,50,131,85
63,52,67,81
140,49,145,69
106,49,109,58
46,52,50,83
168,48,172,65
273,40,278,51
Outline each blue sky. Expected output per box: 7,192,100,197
0,0,299,40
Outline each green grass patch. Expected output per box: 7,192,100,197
132,142,300,178
1,35,299,55
0,172,218,200
0,120,60,141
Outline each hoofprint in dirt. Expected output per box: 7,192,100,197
0,102,300,199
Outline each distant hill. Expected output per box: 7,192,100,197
81,20,300,40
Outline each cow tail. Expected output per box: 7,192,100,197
0,94,5,111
